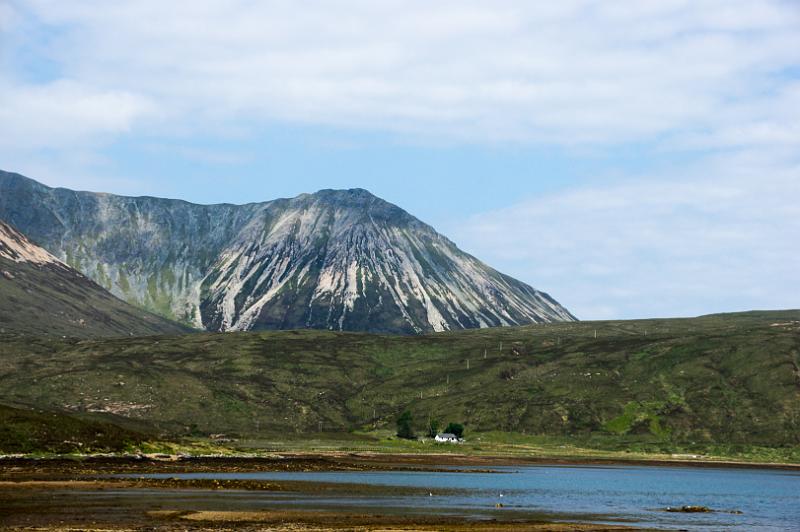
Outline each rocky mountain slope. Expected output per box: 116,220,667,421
0,170,575,334
0,219,188,337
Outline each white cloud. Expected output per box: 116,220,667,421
0,80,153,150
450,154,800,319
0,3,15,31
5,0,799,145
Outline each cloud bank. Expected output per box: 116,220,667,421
2,0,798,318
452,151,799,319
4,0,799,146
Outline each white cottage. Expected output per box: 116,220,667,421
434,433,459,443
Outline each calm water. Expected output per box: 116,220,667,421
131,465,800,530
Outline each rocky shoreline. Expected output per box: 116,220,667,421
2,451,798,476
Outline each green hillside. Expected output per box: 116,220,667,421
0,403,149,454
0,310,798,454
0,257,191,338
0,220,190,338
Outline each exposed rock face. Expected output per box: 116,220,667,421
0,219,62,265
0,219,188,337
0,170,576,333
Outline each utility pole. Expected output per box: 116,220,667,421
594,330,597,339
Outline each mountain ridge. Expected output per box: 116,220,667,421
0,169,576,334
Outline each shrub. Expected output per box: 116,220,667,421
396,410,415,439
445,422,464,439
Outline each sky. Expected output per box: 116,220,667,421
1,0,798,320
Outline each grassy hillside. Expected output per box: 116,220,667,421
0,403,150,454
0,246,190,338
0,310,798,453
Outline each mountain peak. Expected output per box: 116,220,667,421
314,187,376,198
293,187,383,209
281,187,418,229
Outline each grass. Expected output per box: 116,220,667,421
0,251,189,338
0,309,799,460
0,403,148,454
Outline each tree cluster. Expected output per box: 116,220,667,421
395,411,465,440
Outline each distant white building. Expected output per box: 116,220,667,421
434,433,459,443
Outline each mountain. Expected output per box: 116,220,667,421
0,170,575,334
0,219,188,337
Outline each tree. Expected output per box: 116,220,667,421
396,410,415,439
427,419,440,438
444,422,464,439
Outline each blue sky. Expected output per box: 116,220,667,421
1,1,799,319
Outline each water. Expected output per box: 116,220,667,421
129,465,800,530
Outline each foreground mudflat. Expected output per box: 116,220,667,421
0,479,634,531
3,454,799,530
2,490,636,532
0,455,641,531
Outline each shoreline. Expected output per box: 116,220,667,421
2,450,799,473
287,450,800,471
